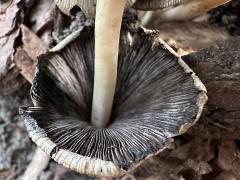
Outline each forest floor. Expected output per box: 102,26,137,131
0,0,240,180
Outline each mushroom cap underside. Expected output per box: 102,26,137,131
20,27,207,177
54,0,186,16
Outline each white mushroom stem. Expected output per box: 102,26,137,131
91,0,126,128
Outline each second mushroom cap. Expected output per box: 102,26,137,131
54,0,185,17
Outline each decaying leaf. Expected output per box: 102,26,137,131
14,48,36,83
20,24,47,60
12,25,48,83
0,0,24,94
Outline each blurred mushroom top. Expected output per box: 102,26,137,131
20,26,207,177
54,0,96,17
132,0,185,10
54,0,185,17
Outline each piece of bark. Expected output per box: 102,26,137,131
183,37,240,139
215,171,236,180
150,22,230,56
131,138,213,180
217,141,240,173
129,139,240,180
201,140,240,179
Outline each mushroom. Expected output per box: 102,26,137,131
54,0,231,28
54,0,97,17
20,0,208,177
140,0,231,26
20,26,207,177
54,0,135,17
54,0,187,18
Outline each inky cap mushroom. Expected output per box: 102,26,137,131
20,26,207,177
54,0,185,17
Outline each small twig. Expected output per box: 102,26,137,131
50,27,83,52
22,148,50,180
